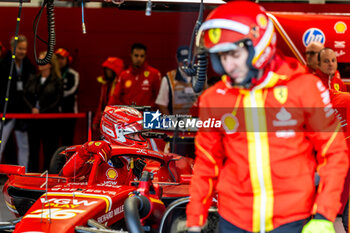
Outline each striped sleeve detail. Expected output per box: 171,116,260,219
195,140,219,177
321,123,341,157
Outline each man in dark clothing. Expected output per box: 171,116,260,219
0,35,36,169
156,45,197,115
55,48,80,146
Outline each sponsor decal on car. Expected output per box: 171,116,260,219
106,168,118,180
40,197,98,209
43,192,112,213
97,205,124,223
23,208,86,220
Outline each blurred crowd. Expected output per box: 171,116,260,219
0,36,202,172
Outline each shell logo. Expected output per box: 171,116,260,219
208,28,221,44
106,168,118,180
221,113,239,134
256,14,268,29
334,21,347,34
125,80,132,88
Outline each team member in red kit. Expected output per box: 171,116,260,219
186,2,349,233
108,43,161,108
93,57,124,131
316,49,350,215
315,48,347,93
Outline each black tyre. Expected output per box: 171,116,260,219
168,211,219,233
49,146,68,174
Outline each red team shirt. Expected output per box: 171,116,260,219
108,62,161,108
315,69,347,93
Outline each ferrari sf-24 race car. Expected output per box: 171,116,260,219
0,135,219,233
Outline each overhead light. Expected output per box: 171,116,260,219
124,0,226,3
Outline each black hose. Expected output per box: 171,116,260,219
33,0,56,65
181,0,208,93
192,50,208,93
187,0,204,64
124,195,151,233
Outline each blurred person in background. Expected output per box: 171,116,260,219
0,35,36,169
92,57,124,134
315,47,347,93
305,41,324,74
108,43,161,109
24,52,63,172
156,45,198,115
55,48,80,146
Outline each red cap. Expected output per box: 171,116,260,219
55,48,73,64
102,57,124,76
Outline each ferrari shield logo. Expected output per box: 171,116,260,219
273,86,288,104
256,14,268,29
334,83,340,91
144,71,150,77
208,28,221,44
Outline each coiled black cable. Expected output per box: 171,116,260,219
192,50,208,93
33,0,56,65
181,0,208,93
0,0,24,152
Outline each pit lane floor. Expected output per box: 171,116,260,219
0,184,347,233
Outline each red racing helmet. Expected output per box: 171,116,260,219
197,1,276,87
100,106,148,148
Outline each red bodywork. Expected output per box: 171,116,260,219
0,145,193,233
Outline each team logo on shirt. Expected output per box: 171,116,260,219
273,107,297,127
142,79,150,86
273,86,288,105
125,80,132,88
334,83,340,91
144,71,150,78
221,113,239,134
208,28,221,44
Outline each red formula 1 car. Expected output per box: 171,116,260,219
0,142,203,233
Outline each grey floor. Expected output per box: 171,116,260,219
0,185,14,222
0,184,347,232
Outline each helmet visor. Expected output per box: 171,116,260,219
116,120,146,142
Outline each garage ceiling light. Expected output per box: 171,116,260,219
125,0,226,3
